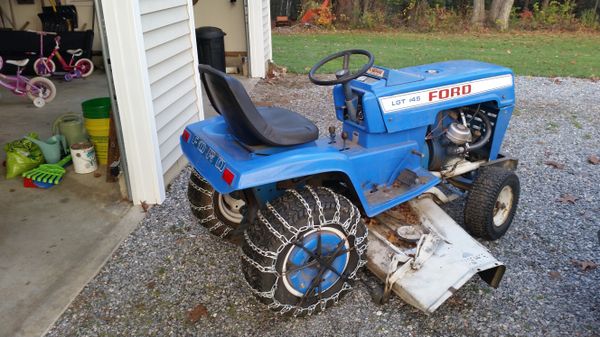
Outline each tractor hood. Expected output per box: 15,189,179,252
387,60,512,88
343,60,515,136
359,60,513,88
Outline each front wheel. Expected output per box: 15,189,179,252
75,58,94,77
33,57,56,77
464,167,520,240
241,186,368,317
27,77,57,103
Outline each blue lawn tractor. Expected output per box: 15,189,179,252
181,50,520,317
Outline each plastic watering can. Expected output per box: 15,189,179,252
53,113,87,147
25,135,67,164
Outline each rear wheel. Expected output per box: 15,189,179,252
187,170,244,242
464,167,520,240
241,186,368,317
27,77,56,103
33,57,55,77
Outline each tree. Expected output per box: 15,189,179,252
473,0,515,30
489,0,503,22
334,0,353,20
495,0,515,30
472,0,486,26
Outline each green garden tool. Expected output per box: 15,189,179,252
22,155,72,185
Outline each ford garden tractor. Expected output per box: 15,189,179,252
180,50,520,317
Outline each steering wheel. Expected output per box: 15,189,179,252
308,49,375,86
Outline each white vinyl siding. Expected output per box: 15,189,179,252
262,0,272,61
140,0,201,176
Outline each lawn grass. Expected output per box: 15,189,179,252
272,31,600,78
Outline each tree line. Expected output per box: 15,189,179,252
279,0,600,30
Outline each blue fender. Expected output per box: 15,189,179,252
181,117,440,217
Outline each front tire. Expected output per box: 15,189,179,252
464,167,520,240
75,58,94,77
187,170,244,242
241,186,368,317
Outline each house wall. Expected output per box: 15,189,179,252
7,0,102,51
262,0,272,60
100,0,203,204
193,0,247,53
139,0,204,178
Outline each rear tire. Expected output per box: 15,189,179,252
33,57,55,77
241,186,368,317
464,167,520,240
187,170,243,242
27,77,56,103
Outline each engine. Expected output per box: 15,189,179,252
427,104,495,171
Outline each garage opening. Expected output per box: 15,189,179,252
0,1,134,336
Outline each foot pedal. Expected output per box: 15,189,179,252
395,169,418,187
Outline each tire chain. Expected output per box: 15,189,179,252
241,186,368,317
188,170,231,238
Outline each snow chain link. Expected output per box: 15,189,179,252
189,171,233,238
189,176,212,197
242,186,368,316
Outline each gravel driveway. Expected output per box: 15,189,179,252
47,75,599,337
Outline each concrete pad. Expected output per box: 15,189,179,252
0,72,143,337
0,72,112,145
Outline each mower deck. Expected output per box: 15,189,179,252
366,189,505,314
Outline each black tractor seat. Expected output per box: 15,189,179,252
199,64,319,147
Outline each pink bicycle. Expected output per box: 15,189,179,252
29,30,94,81
0,56,57,107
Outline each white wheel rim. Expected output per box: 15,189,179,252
493,185,513,227
217,193,244,224
33,97,45,107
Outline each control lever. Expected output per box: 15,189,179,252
340,131,349,151
328,126,336,144
343,83,358,122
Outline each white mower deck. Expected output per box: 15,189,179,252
366,189,505,314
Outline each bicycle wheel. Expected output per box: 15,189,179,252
33,58,56,77
75,58,94,77
27,77,57,103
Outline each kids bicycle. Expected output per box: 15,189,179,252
0,56,57,107
29,30,94,81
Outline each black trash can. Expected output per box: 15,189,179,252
195,26,226,72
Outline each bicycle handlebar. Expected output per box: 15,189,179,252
26,29,58,36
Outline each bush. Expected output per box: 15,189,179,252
532,0,578,30
357,9,387,29
580,9,599,29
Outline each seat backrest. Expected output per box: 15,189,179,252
199,64,269,146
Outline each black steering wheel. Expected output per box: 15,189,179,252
308,49,375,86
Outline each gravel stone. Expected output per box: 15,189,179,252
46,75,599,337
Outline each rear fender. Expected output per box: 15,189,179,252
181,117,365,200
181,117,433,217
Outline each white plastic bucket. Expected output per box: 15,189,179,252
70,142,98,174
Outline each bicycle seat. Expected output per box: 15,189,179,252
6,59,29,67
66,49,83,56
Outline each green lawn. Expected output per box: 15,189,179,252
272,32,600,78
